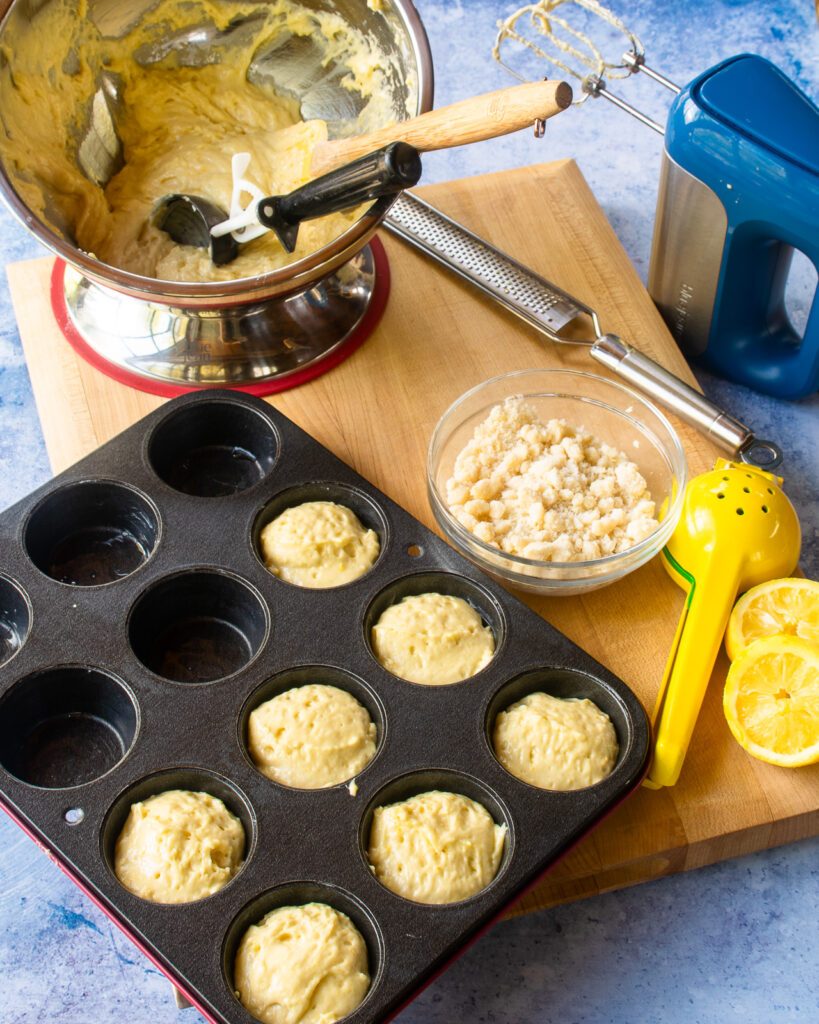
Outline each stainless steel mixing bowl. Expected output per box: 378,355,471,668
0,0,433,387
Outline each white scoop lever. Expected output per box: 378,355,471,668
210,153,268,242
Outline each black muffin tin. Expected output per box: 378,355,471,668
0,391,650,1023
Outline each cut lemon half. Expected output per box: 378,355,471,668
723,635,819,767
725,577,819,661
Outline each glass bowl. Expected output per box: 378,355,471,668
427,369,687,595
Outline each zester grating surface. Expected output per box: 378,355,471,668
386,191,581,335
0,392,649,1024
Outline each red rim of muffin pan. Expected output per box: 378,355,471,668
0,391,650,1024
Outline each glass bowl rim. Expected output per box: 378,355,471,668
427,368,688,573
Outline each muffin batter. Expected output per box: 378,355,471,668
260,501,380,588
247,683,377,788
493,691,618,790
371,592,495,684
234,902,370,1024
114,789,245,903
0,0,402,281
368,790,506,904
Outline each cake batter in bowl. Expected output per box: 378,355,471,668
0,0,433,387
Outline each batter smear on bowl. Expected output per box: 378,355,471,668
0,0,399,282
446,397,659,562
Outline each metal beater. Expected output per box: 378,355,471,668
493,0,678,133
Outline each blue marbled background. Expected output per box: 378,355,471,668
1,1,817,1022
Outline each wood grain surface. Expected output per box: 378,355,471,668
8,159,819,916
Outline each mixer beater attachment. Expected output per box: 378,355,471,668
493,0,679,134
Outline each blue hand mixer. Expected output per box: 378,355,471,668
649,54,819,400
494,1,819,400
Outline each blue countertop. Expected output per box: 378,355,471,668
1,1,817,1022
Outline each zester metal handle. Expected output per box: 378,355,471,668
590,335,783,468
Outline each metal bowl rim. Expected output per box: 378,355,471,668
0,0,434,303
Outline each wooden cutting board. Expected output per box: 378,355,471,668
8,159,819,917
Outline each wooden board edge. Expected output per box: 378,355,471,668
504,806,819,918
7,258,100,472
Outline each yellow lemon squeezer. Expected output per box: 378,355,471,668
645,459,801,788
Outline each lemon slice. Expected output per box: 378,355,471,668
725,577,819,661
723,636,819,767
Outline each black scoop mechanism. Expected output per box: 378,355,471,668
156,194,239,266
157,141,422,264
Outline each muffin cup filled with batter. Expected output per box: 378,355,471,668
365,572,504,686
241,666,385,789
103,769,254,904
485,668,630,791
254,483,387,589
360,770,511,906
223,882,383,1024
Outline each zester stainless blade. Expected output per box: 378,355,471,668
384,191,595,341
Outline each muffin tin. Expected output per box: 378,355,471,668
0,391,650,1024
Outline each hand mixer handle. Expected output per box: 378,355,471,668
658,55,819,399
711,229,819,399
645,553,742,789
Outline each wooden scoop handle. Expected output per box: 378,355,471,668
310,80,573,177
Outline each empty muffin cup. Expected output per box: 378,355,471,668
129,570,268,683
148,400,278,497
0,667,138,788
0,575,31,667
24,481,159,586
